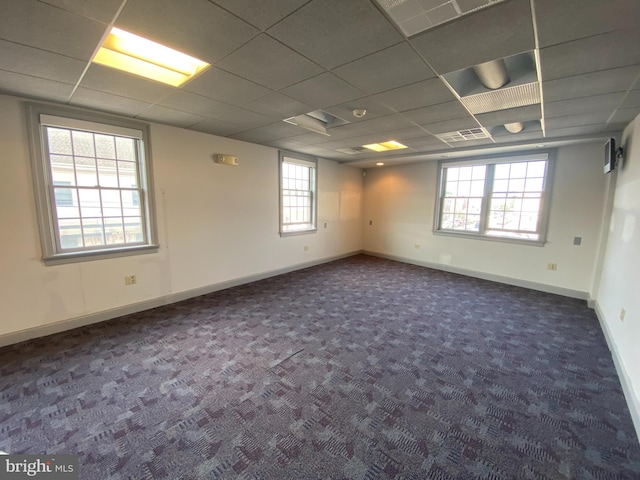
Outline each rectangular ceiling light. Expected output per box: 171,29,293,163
92,27,210,87
362,140,408,152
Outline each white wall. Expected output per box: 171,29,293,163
362,143,609,297
0,94,363,344
595,114,640,435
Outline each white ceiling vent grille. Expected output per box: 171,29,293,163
374,0,508,37
460,82,540,115
336,147,368,155
435,128,491,143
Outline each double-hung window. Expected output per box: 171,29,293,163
28,103,158,264
279,152,317,235
435,152,553,244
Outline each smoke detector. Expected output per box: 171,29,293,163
352,108,367,118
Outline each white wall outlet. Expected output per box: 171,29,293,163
620,308,626,321
303,245,308,251
547,263,557,271
414,243,420,249
124,275,137,285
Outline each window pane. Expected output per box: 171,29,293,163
95,134,116,159
527,161,546,177
118,161,138,188
458,166,472,181
470,180,484,196
101,189,122,217
82,218,105,247
494,164,510,179
47,128,73,154
124,217,143,243
446,167,459,182
55,188,78,218
98,159,119,187
510,162,527,178
51,155,75,185
72,131,95,157
58,218,83,249
525,178,543,192
75,157,98,186
79,189,101,217
105,218,124,244
115,137,136,160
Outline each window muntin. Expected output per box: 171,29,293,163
437,154,551,243
28,104,158,264
279,153,317,235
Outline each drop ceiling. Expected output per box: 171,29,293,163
0,0,639,168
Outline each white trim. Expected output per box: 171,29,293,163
40,114,143,139
0,251,362,348
442,152,548,168
593,301,640,441
362,250,589,300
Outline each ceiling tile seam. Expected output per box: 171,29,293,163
0,66,78,89
529,0,546,138
208,0,314,32
66,0,129,104
605,74,640,124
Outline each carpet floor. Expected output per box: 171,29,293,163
1,255,639,479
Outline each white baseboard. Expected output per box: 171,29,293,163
0,251,362,348
363,250,589,300
593,301,640,442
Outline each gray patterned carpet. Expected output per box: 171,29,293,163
1,255,639,479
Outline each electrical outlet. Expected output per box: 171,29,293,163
369,220,373,226
620,308,626,321
414,243,420,249
547,263,557,271
124,275,137,285
303,245,308,252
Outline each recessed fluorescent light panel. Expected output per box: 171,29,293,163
362,140,408,152
92,27,210,87
374,0,507,37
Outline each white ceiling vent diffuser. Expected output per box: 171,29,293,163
460,82,540,114
435,128,491,143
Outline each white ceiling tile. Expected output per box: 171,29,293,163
136,105,206,128
69,88,151,116
540,28,640,81
183,68,271,106
542,66,640,103
268,0,403,69
281,73,365,109
545,93,624,119
0,70,74,102
217,34,323,90
410,0,534,74
210,0,311,30
333,43,435,95
38,0,123,23
0,0,106,60
0,39,86,84
535,0,640,48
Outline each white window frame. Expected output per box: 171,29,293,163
279,151,317,236
434,151,555,246
27,103,159,265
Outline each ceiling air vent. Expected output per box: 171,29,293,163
283,110,349,136
336,147,369,155
460,82,540,115
435,128,491,143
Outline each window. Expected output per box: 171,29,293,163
279,152,317,235
435,153,553,244
27,103,158,264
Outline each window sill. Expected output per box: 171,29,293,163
280,228,317,237
43,244,159,266
433,230,546,247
